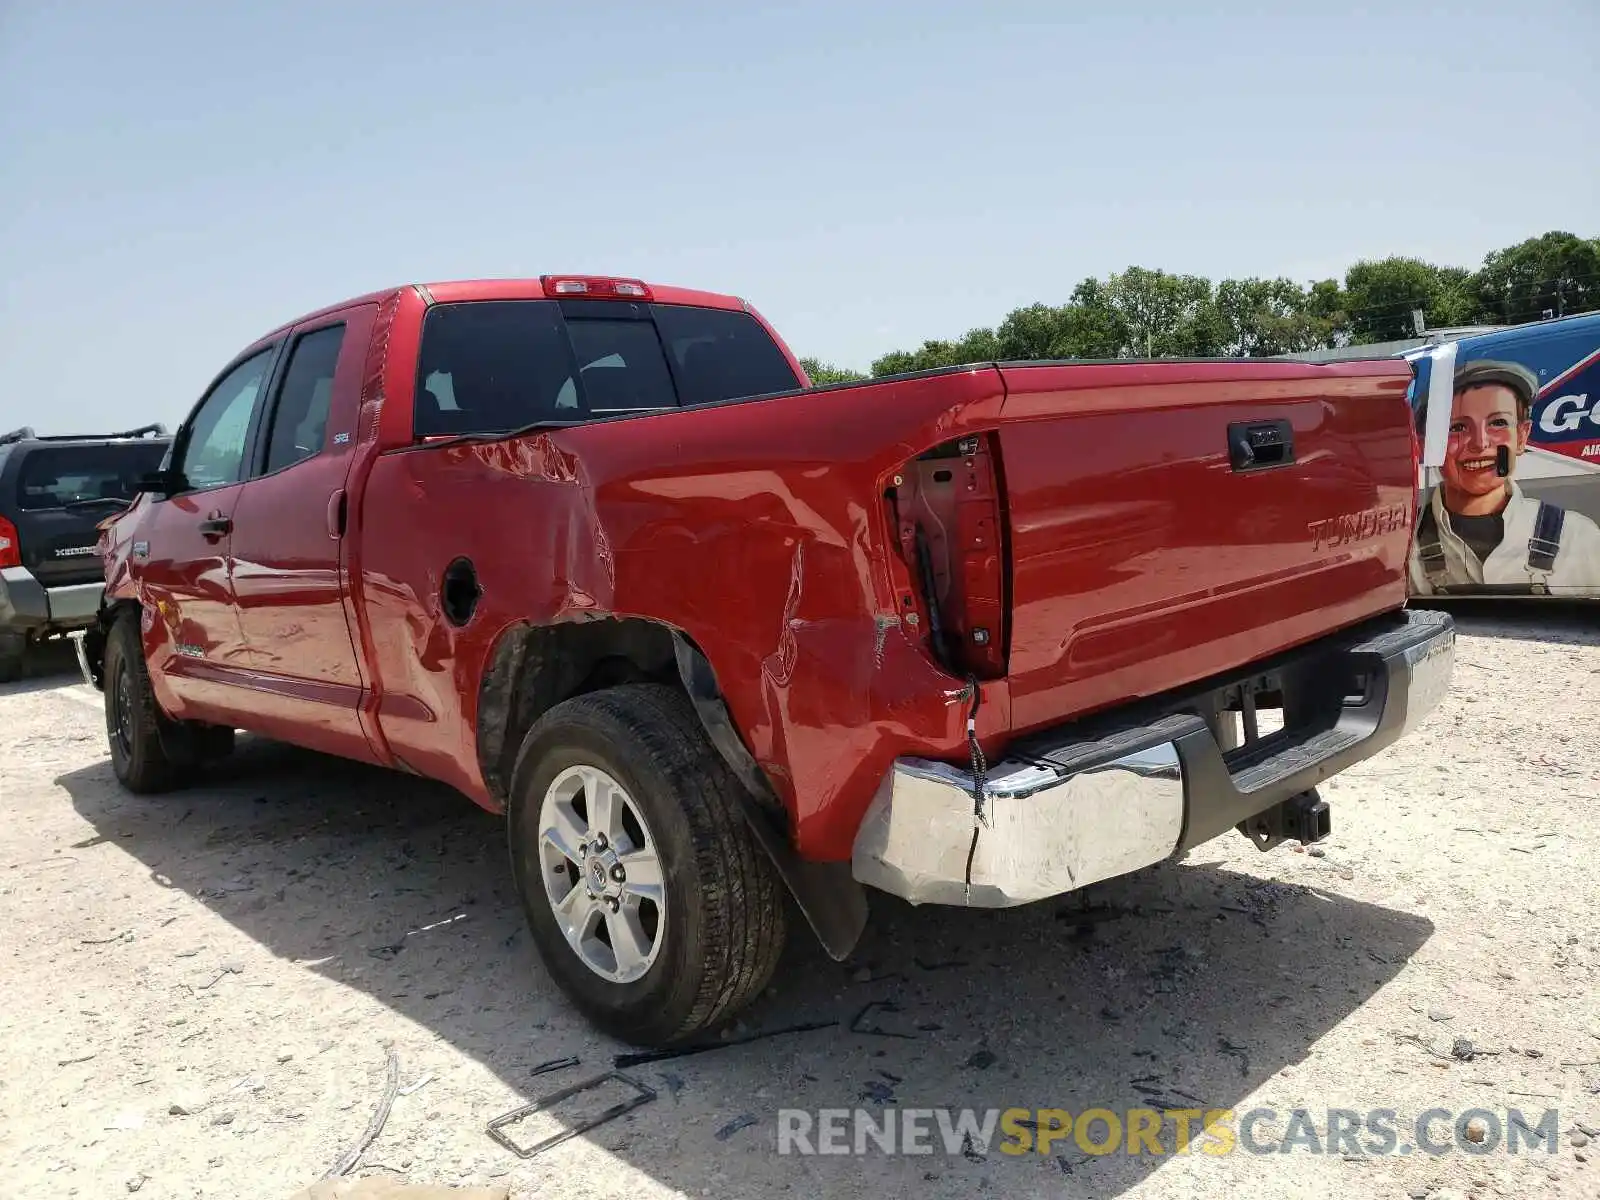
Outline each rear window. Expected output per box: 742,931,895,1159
14,443,169,510
653,303,802,406
414,299,800,437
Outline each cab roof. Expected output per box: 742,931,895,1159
260,276,749,343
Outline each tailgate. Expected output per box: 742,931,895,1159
992,360,1416,734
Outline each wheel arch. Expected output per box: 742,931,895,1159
79,598,142,691
475,615,868,962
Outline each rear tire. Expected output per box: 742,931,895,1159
103,612,191,793
507,683,788,1047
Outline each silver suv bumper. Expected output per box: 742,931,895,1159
852,608,1455,907
0,565,103,632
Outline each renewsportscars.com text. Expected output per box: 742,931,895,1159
776,1106,1564,1158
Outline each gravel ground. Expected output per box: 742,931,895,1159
1,602,1597,1200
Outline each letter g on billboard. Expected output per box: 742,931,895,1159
1537,392,1595,438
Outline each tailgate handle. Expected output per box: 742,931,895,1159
1228,419,1295,472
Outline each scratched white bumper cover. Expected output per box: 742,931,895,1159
852,608,1455,907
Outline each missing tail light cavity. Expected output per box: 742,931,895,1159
885,433,1008,678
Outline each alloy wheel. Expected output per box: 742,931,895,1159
536,764,666,983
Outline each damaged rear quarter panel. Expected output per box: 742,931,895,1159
357,368,1013,860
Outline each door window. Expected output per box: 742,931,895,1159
180,349,274,490
262,325,345,474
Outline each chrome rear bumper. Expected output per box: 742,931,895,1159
852,607,1455,907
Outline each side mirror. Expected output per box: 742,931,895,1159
137,468,187,497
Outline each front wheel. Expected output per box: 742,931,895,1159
103,611,187,793
102,612,232,792
507,683,788,1047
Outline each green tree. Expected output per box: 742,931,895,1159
870,328,1000,376
1304,278,1348,348
797,356,866,385
1431,265,1479,327
995,303,1066,360
1105,267,1217,357
1471,231,1600,324
858,228,1593,370
1056,279,1128,358
1343,256,1465,343
1215,277,1319,356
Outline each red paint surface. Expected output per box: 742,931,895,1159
223,303,379,763
103,278,1419,864
995,361,1414,733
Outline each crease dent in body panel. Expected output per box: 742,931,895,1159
554,490,612,619
471,433,581,483
762,538,805,689
628,469,851,550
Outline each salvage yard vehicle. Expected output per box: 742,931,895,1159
78,275,1456,1046
0,423,171,682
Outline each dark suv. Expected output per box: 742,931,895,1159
0,423,172,681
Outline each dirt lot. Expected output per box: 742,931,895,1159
1,603,1597,1200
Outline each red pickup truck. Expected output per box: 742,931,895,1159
81,274,1455,1047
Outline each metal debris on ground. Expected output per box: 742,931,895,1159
714,1113,759,1141
1398,1032,1450,1061
322,1047,400,1179
1217,1037,1250,1077
198,964,243,990
612,1020,836,1068
849,1000,916,1039
486,1070,656,1159
398,1073,434,1097
530,1055,579,1078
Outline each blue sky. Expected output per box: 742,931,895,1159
2,1,1597,433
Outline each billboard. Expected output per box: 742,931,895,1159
1408,312,1600,596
